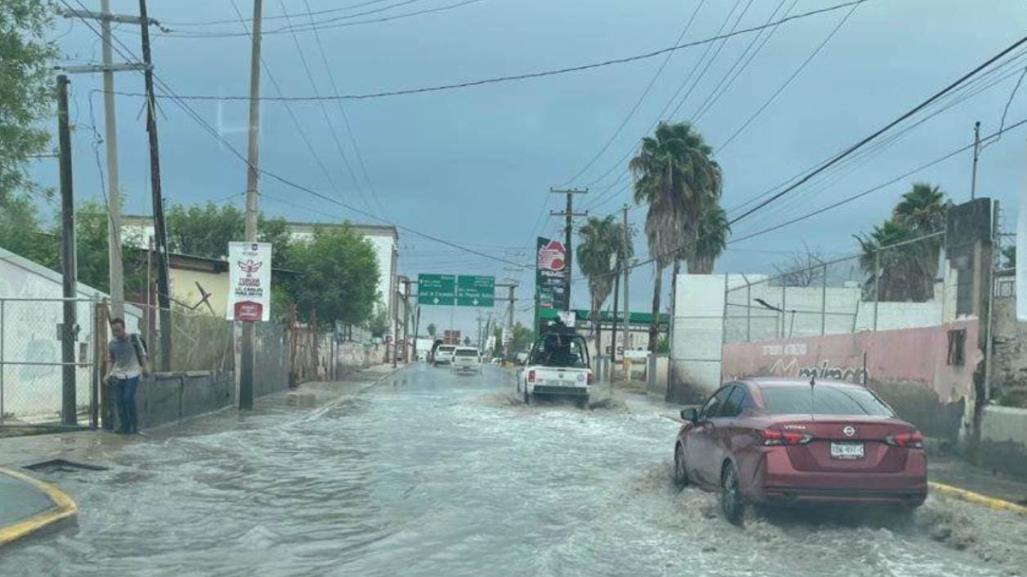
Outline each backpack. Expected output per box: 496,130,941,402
130,334,148,367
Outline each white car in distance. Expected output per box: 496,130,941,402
451,347,483,374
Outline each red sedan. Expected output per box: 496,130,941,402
673,378,927,524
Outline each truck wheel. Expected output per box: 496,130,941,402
523,389,530,405
674,443,690,487
576,397,588,410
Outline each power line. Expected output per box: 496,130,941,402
301,0,386,216
275,0,380,216
727,34,1027,227
103,0,869,102
715,0,862,153
725,46,1027,224
161,0,395,26
690,0,794,122
59,0,529,271
558,0,708,187
729,115,1027,245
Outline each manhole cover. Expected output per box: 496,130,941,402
24,459,109,474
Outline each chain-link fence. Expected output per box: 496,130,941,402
129,302,235,373
0,297,112,426
725,232,948,344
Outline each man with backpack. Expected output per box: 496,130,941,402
106,318,149,435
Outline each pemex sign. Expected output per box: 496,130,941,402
536,237,568,311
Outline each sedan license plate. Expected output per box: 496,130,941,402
830,442,865,460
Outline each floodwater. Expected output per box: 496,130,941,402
3,364,1025,577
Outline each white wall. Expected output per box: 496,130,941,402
670,274,726,395
0,248,142,421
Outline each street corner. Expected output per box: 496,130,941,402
0,467,78,547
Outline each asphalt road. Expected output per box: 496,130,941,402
2,364,1025,577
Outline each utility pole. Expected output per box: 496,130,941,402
971,120,981,200
138,0,171,372
403,278,412,363
610,255,621,365
57,75,78,426
240,0,264,409
101,0,123,320
60,5,157,318
549,187,588,309
506,284,516,357
622,205,631,353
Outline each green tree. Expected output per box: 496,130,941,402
0,0,57,205
0,196,57,266
690,205,730,274
630,121,723,351
857,183,947,303
1002,245,1015,270
286,225,379,327
366,301,390,337
510,322,535,353
69,201,148,297
165,202,291,259
426,323,437,338
577,215,630,357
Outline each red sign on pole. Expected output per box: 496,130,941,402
234,301,263,323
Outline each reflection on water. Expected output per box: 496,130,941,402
3,365,1024,577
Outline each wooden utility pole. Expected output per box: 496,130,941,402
101,0,123,320
57,75,77,426
139,0,171,371
60,6,157,318
549,187,588,309
240,0,264,409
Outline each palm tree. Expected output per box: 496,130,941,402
577,215,623,358
893,183,947,299
690,205,730,274
856,219,930,302
629,121,723,351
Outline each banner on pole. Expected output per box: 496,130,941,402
227,242,272,322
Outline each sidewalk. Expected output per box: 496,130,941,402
0,467,77,546
929,455,1027,511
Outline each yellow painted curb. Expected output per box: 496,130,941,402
0,467,78,546
929,481,1027,516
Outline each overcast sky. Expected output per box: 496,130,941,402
35,0,1027,337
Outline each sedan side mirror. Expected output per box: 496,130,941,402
681,407,699,424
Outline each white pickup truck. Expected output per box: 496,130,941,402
518,329,593,408
451,347,483,374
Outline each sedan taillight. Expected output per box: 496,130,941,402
761,428,812,446
885,431,924,449
527,370,535,383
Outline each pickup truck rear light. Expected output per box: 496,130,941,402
885,431,924,449
586,372,594,384
761,428,812,446
527,370,535,383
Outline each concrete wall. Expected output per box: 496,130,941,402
979,405,1027,478
721,320,981,442
669,274,726,403
990,288,1027,407
133,370,235,430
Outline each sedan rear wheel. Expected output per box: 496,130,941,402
673,444,690,487
720,462,745,526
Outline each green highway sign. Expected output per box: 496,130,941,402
418,274,456,305
457,275,495,307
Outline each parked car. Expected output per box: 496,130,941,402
452,347,483,374
433,344,456,366
518,325,593,408
673,378,927,524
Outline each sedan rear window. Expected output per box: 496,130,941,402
759,385,893,417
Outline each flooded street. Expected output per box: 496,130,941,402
3,364,1025,577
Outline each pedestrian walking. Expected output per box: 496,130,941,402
106,317,148,434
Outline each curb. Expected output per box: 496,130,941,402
929,481,1027,516
0,467,78,546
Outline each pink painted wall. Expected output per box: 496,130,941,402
722,321,980,440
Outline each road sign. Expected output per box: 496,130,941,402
457,275,495,307
418,274,456,305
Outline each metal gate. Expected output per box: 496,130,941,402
0,297,103,428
